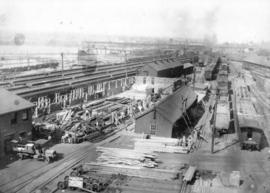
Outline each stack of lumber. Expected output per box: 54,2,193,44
96,147,159,168
191,178,212,193
134,137,190,154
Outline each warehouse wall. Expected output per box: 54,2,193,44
135,110,154,134
31,76,135,117
0,108,32,157
155,111,173,137
139,65,157,77
135,110,172,137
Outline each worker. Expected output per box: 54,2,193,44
68,135,72,144
209,105,212,113
182,136,186,147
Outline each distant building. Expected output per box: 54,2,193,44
0,89,35,157
183,63,194,76
139,58,186,78
139,59,182,78
243,55,270,69
135,86,197,138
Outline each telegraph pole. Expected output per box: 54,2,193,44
61,52,64,77
211,90,218,154
193,67,196,90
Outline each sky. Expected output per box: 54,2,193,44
0,0,270,43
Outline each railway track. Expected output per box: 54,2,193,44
5,57,190,98
0,143,95,193
7,62,141,86
0,124,126,193
0,95,132,193
5,55,181,81
5,56,190,85
14,70,136,98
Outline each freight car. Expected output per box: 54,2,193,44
204,57,222,81
215,96,230,136
0,61,59,74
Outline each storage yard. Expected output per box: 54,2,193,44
1,3,270,192
1,44,270,193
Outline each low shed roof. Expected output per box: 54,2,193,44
183,63,194,69
0,88,35,116
146,59,183,72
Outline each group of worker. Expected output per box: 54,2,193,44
177,132,197,149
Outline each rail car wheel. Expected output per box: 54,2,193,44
115,187,122,193
64,176,69,182
85,184,92,190
57,181,66,190
18,153,24,160
70,171,78,176
46,157,51,163
107,187,122,193
92,183,99,192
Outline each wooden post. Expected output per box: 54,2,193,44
61,52,64,77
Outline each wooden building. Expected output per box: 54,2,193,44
0,89,35,157
135,86,197,138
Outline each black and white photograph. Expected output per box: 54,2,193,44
0,0,270,192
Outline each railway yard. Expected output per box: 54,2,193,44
1,42,270,193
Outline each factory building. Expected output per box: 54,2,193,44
0,89,35,157
135,86,197,138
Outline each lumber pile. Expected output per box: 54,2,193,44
134,136,193,154
34,97,139,142
96,147,159,168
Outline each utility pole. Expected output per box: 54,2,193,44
193,67,196,90
77,49,79,65
211,91,218,154
61,52,64,77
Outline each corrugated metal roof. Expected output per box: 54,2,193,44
0,88,35,115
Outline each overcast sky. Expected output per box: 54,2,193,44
0,0,270,43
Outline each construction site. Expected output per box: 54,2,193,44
1,1,270,193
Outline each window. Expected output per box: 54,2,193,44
150,123,156,135
22,110,28,121
143,71,149,76
11,112,17,124
143,77,147,84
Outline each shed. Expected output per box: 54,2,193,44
135,86,197,138
139,58,183,78
0,88,35,157
183,63,194,76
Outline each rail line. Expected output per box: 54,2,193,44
5,55,190,84
0,96,132,193
1,123,125,193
